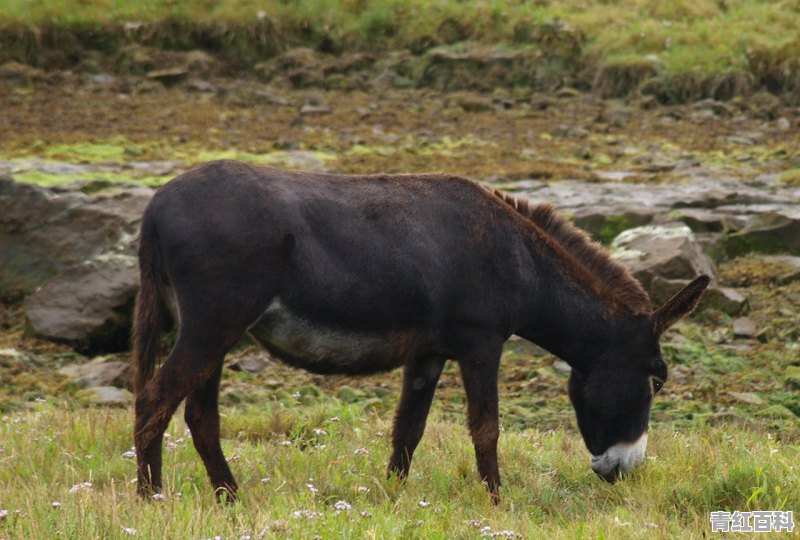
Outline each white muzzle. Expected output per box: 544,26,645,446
590,431,648,482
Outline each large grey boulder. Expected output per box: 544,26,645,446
611,223,717,290
0,176,151,300
725,211,800,257
25,254,140,353
0,176,151,353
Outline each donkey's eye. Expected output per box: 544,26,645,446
652,378,664,394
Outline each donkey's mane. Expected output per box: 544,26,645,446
492,189,652,316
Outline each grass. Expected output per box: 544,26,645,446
1,1,800,99
0,399,797,539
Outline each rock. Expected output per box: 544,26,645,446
571,207,656,244
59,358,132,389
229,355,271,374
147,67,190,86
595,105,632,127
456,94,493,112
650,276,746,315
0,176,151,301
255,48,325,88
611,224,716,290
668,364,692,386
732,317,757,338
77,386,133,406
729,391,764,405
419,45,540,92
552,359,572,373
185,79,214,93
726,212,800,256
700,286,748,316
0,61,44,85
184,50,217,76
254,89,290,106
664,208,746,233
300,103,331,115
768,255,800,284
25,254,140,353
692,98,733,117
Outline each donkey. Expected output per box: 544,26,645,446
132,160,709,503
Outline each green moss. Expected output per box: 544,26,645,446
41,140,130,162
776,168,800,186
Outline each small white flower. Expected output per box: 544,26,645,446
353,447,369,456
418,500,430,507
35,397,46,403
281,440,292,446
261,477,271,484
306,483,318,494
292,509,321,520
52,501,62,508
313,428,327,436
151,493,166,501
357,486,370,493
360,511,372,518
329,416,340,422
333,500,351,511
69,482,93,493
292,392,301,398
122,450,136,459
468,519,484,528
121,527,137,535
0,509,8,520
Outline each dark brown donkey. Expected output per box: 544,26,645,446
132,160,709,503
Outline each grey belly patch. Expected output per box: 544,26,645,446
247,298,393,367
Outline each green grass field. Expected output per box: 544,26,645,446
0,399,797,539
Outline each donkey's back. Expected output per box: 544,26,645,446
140,160,529,375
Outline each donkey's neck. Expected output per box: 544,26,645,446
517,265,627,370
491,191,650,369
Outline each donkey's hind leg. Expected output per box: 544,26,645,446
184,362,238,502
134,333,232,498
388,357,445,479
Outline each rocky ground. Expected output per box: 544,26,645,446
1,50,798,440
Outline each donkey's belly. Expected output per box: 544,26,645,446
246,298,410,374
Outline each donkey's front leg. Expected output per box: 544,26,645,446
387,357,446,479
459,343,503,504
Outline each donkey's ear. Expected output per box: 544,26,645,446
652,274,711,336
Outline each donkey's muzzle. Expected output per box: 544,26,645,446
593,463,620,483
590,431,648,482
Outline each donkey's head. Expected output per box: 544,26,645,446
567,274,710,482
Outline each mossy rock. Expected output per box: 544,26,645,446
726,213,800,257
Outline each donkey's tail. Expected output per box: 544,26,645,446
132,214,168,394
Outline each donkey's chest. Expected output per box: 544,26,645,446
246,299,412,373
